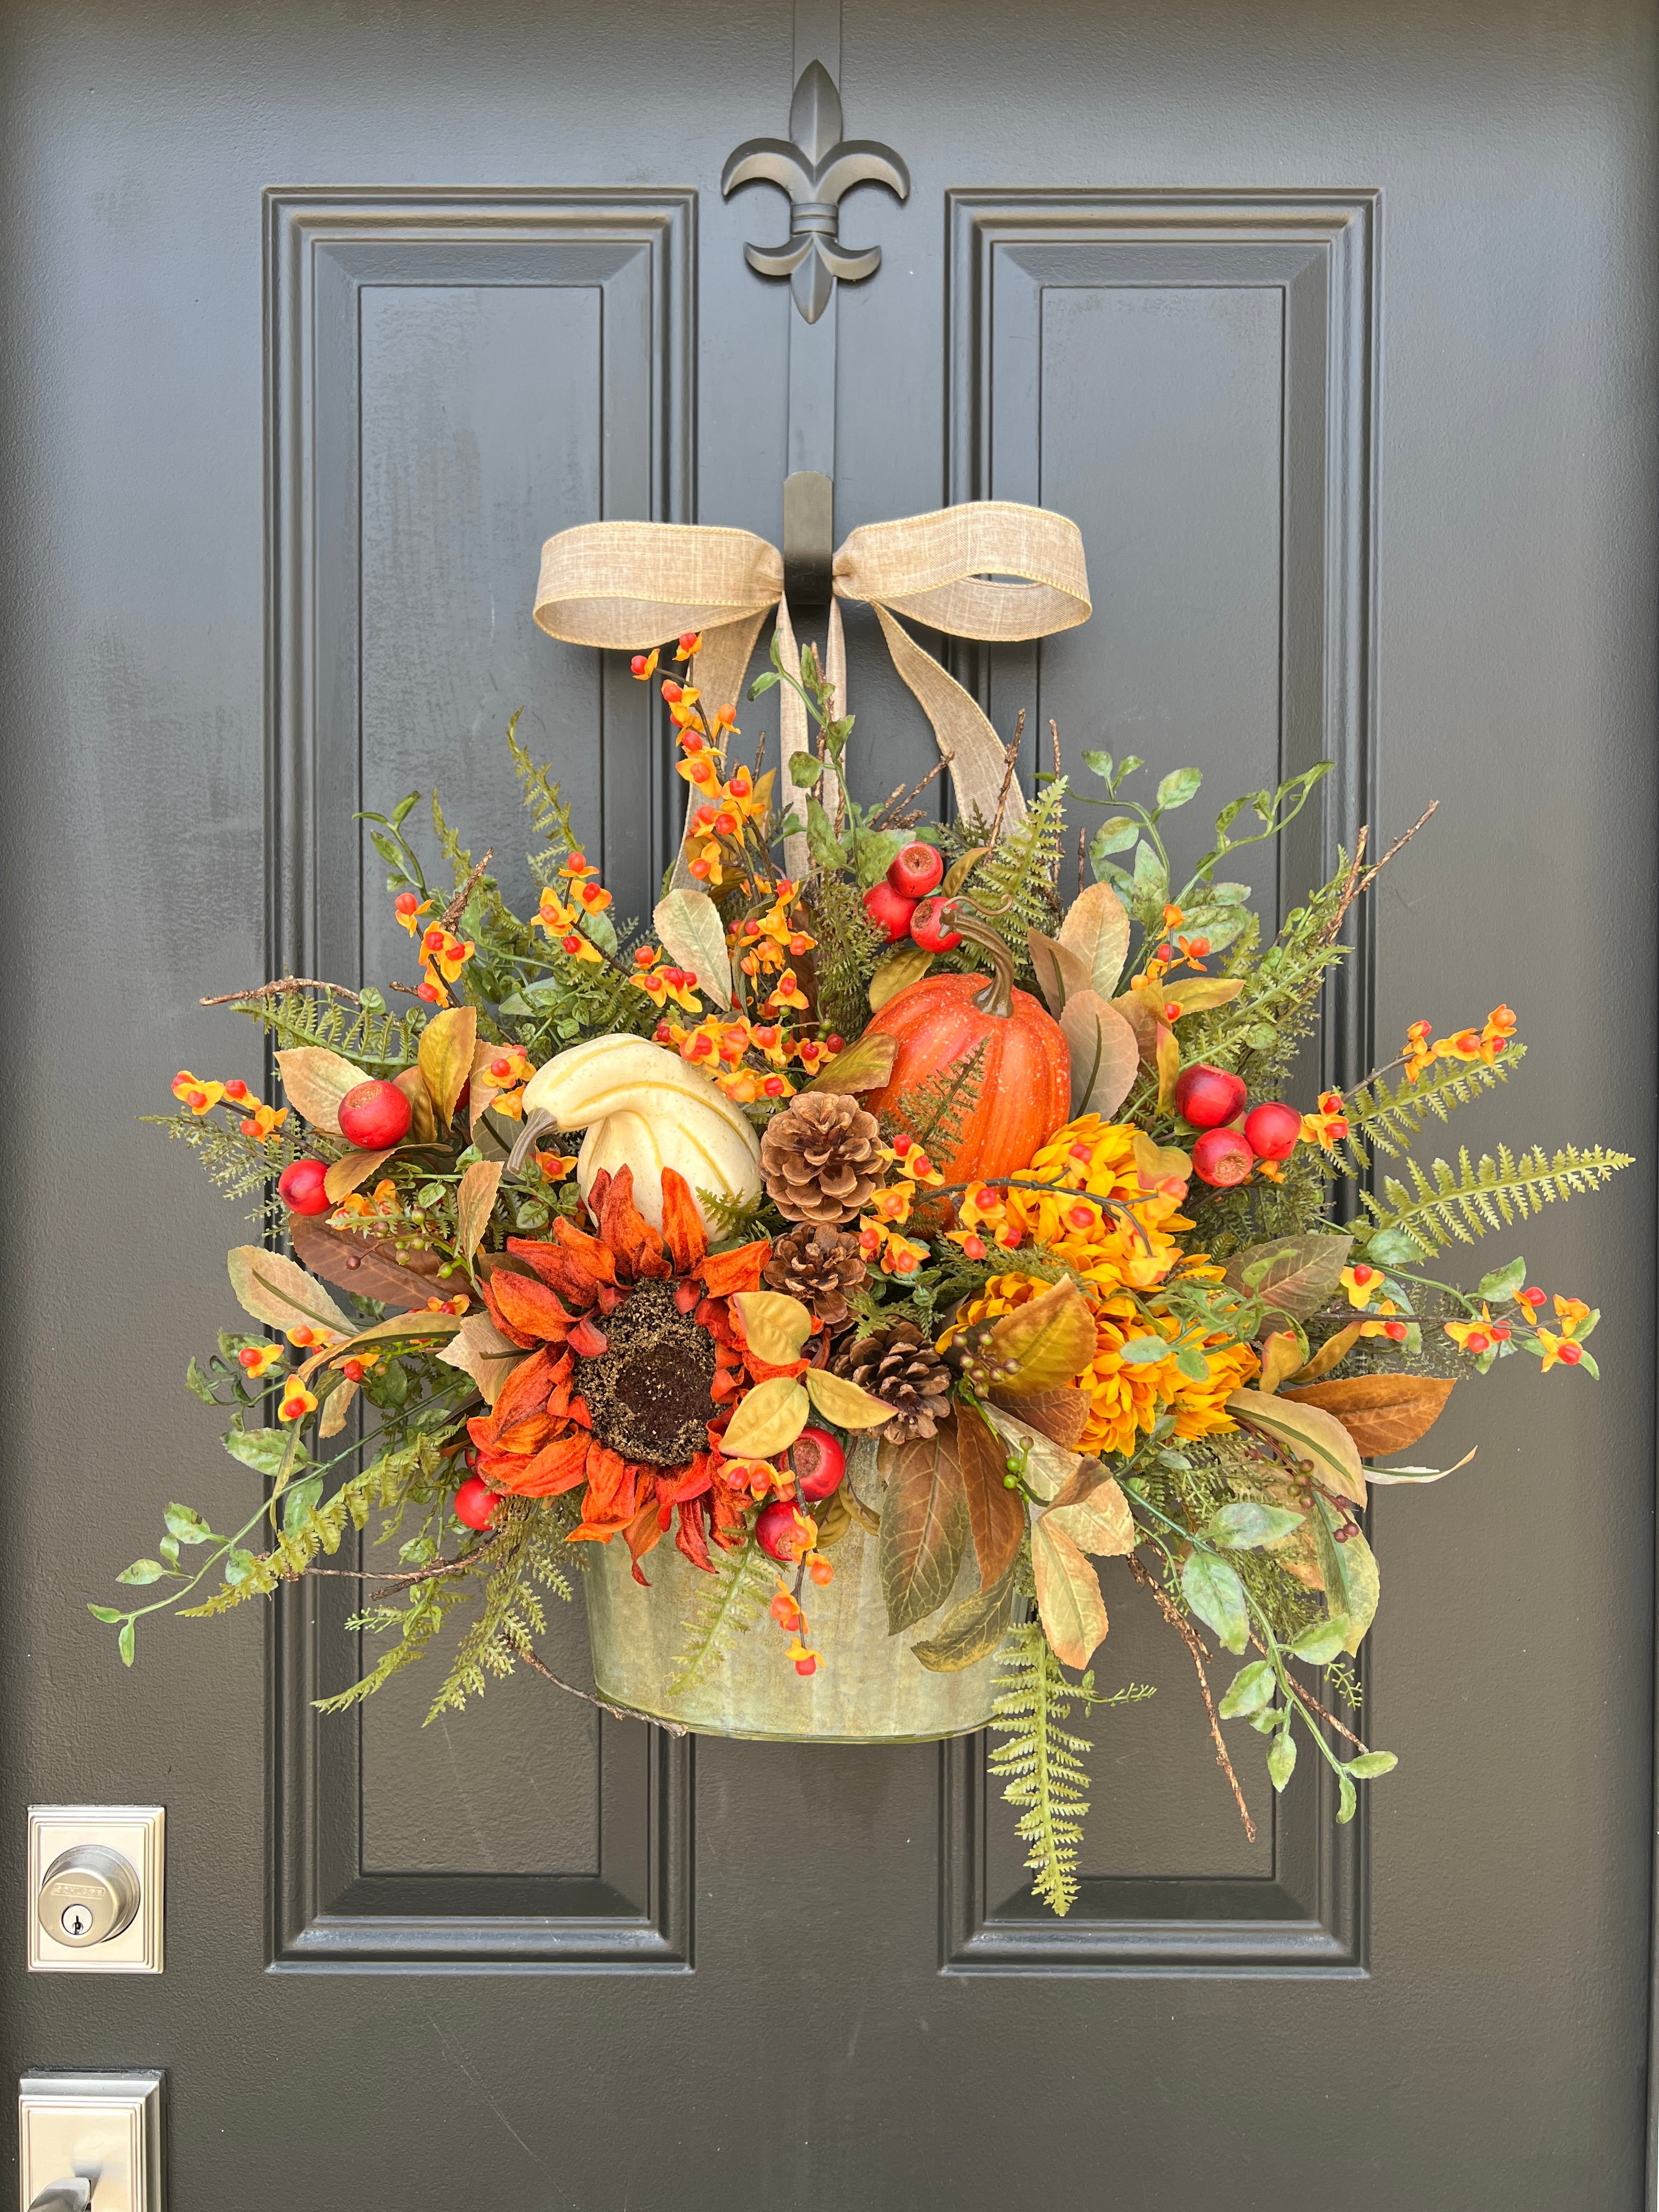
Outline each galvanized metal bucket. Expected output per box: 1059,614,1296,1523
584,1515,1004,1744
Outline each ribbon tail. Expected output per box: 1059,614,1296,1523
774,595,816,883
870,603,1026,831
669,608,770,890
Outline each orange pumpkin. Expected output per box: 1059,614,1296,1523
862,901,1070,1183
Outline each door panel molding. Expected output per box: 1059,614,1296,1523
941,189,1378,1973
264,188,695,1970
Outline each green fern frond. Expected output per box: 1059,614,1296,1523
966,779,1067,980
696,1185,770,1243
669,1532,767,1694
1361,1141,1634,1257
986,1617,1092,1915
880,1036,988,1163
1339,1046,1525,1168
507,709,583,853
807,875,887,1039
217,986,424,1074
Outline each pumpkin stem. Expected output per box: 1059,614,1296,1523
938,899,1016,1018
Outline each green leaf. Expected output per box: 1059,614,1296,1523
1204,1500,1305,1550
1475,1255,1527,1301
911,1572,1016,1672
1119,1335,1169,1367
223,1549,259,1587
1093,816,1141,856
369,830,403,867
185,1357,218,1406
1286,1616,1348,1664
1173,1344,1210,1384
1336,1769,1358,1824
281,1475,324,1533
1312,1498,1380,1653
1249,1706,1283,1734
159,1536,181,1570
748,669,781,697
87,1605,123,1624
390,789,420,827
1267,1731,1297,1792
163,1503,213,1546
1181,1551,1249,1654
1361,1227,1421,1266
787,753,825,788
1224,1232,1354,1318
116,1559,168,1585
1218,1660,1276,1718
118,1620,136,1667
1346,1750,1398,1779
223,1424,296,1478
1155,766,1202,810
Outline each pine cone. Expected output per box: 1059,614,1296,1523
762,1224,867,1328
759,1092,883,1226
834,1319,953,1442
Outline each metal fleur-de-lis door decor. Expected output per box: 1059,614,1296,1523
723,60,910,324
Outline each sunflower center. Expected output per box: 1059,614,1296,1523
574,1278,717,1466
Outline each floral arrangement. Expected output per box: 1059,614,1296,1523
109,634,1632,1913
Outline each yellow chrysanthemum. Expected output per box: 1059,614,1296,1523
953,1116,1189,1296
946,1272,1258,1463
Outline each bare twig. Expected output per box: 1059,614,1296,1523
520,1645,688,1735
870,755,949,830
1077,823,1087,902
1318,802,1438,947
441,849,494,933
201,978,362,1008
988,710,1026,853
1050,717,1062,783
1129,1553,1256,1842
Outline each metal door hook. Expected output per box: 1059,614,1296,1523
29,2182,93,2212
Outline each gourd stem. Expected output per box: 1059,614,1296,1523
938,900,1015,1018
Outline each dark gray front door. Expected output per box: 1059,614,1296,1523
3,3,1654,2205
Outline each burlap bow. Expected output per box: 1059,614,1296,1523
533,501,1090,878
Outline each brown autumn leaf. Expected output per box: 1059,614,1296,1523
323,1147,397,1203
395,1064,439,1143
1041,1466,1135,1556
983,1279,1097,1392
1027,929,1091,1016
436,1314,524,1406
288,1217,443,1311
1223,1232,1355,1318
956,1403,1026,1590
418,1004,478,1129
877,1425,969,1630
1058,989,1141,1120
1225,1388,1368,1506
227,1246,354,1336
1280,1373,1457,1457
274,1046,370,1135
988,1383,1090,1451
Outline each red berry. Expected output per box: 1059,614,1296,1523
910,894,963,953
1173,1064,1248,1130
862,878,918,943
278,1157,332,1215
394,890,420,916
417,982,441,1003
1558,1340,1583,1365
337,1078,414,1150
794,1655,818,1676
1192,1127,1254,1187
453,1475,496,1531
1244,1102,1302,1161
755,1500,813,1563
792,1425,846,1501
224,1078,249,1101
886,842,944,899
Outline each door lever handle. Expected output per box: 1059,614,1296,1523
29,2182,93,2212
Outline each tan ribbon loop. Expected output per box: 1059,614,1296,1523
532,499,1090,883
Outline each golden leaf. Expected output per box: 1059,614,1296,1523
718,1375,810,1459
731,1290,814,1367
1280,1372,1457,1457
418,1005,478,1130
1041,1470,1135,1558
653,888,734,1009
323,1147,396,1203
940,847,988,896
294,1309,463,1384
1225,1388,1368,1506
319,1377,359,1438
1284,1322,1364,1386
274,1047,370,1135
1132,1129,1192,1193
1163,976,1245,1014
804,1367,895,1430
803,1030,899,1094
1031,1514,1109,1669
437,1314,524,1407
870,943,934,1012
989,1383,1090,1451
983,1279,1097,1393
226,1246,353,1336
1057,879,1131,1000
455,1159,504,1264
1257,1330,1305,1395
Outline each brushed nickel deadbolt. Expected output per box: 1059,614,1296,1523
36,1848,141,1950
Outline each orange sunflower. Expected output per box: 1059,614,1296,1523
466,1163,797,1582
